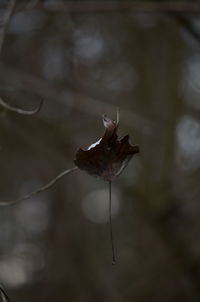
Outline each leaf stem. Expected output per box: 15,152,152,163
109,180,116,265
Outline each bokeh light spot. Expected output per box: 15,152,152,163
82,188,120,224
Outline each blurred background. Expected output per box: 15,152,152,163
0,1,200,301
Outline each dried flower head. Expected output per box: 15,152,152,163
74,114,139,181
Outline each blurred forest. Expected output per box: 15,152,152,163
0,1,200,301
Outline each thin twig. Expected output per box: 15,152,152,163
0,286,9,302
0,97,43,115
0,166,78,206
109,181,116,265
116,107,120,125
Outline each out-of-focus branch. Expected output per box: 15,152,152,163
39,1,200,44
24,0,40,10
0,286,9,302
0,63,155,135
0,166,78,206
20,1,200,46
172,13,200,43
18,1,200,14
0,0,16,53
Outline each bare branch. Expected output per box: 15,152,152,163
0,166,78,207
0,97,43,115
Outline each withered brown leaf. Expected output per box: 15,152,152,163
74,114,139,181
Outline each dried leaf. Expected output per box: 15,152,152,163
74,114,139,181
